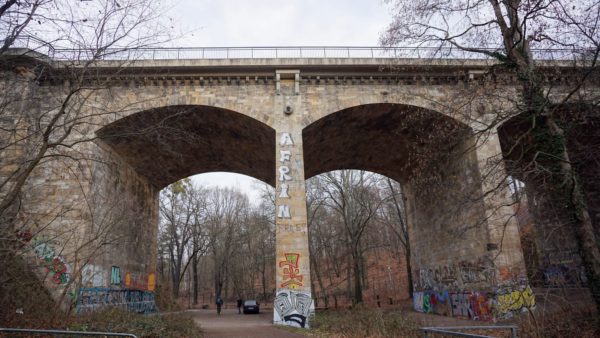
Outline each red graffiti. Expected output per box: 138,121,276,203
279,253,303,289
16,230,33,247
469,292,492,321
44,256,69,285
124,271,154,291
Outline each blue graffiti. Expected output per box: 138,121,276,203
76,288,157,314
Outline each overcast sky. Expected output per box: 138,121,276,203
167,0,392,46
164,0,393,202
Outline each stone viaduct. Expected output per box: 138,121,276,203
2,48,597,326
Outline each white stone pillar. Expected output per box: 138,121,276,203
272,74,314,328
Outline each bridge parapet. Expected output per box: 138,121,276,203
3,36,590,61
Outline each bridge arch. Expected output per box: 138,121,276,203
302,102,473,182
301,102,526,317
97,104,276,189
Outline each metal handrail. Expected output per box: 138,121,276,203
0,328,137,337
2,36,591,61
420,325,518,338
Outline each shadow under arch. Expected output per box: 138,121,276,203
97,105,276,189
302,103,473,182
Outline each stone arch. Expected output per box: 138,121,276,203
100,86,277,129
97,104,276,189
302,103,503,312
86,104,276,294
302,89,476,129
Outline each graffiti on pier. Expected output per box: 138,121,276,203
414,260,495,291
123,271,156,291
450,292,492,321
111,266,122,285
16,229,33,245
31,237,70,285
414,291,493,321
274,290,315,328
414,285,534,321
424,291,451,316
543,250,587,287
76,288,157,314
279,253,304,289
82,264,106,287
495,285,535,319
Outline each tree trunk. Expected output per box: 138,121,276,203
171,258,181,298
313,254,329,307
545,116,600,312
172,274,180,298
192,254,199,305
352,248,363,304
406,245,413,298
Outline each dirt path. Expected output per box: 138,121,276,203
190,308,307,338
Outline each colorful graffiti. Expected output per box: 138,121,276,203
544,265,587,286
450,292,492,321
32,237,70,285
496,285,535,318
414,291,493,321
413,291,452,316
279,253,304,289
274,290,314,328
147,272,156,291
543,250,587,287
111,266,122,285
122,271,156,291
76,288,157,314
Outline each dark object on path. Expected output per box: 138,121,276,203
216,296,223,315
237,298,243,314
243,300,260,314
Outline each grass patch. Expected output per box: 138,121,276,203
2,308,202,338
309,308,420,338
69,309,202,338
517,310,600,338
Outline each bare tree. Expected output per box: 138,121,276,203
159,179,208,298
204,187,248,300
379,177,413,297
316,170,389,304
0,0,174,317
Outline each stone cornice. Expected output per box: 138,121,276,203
2,49,595,87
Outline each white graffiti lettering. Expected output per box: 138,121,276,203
279,183,290,198
280,150,291,163
280,133,294,146
279,166,292,181
278,205,291,218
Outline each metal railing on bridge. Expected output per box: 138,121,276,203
3,35,593,61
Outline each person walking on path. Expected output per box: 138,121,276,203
237,298,243,314
216,296,224,315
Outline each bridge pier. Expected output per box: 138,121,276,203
272,81,314,328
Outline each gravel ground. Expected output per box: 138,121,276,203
190,308,307,338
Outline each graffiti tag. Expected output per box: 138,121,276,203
274,290,314,328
